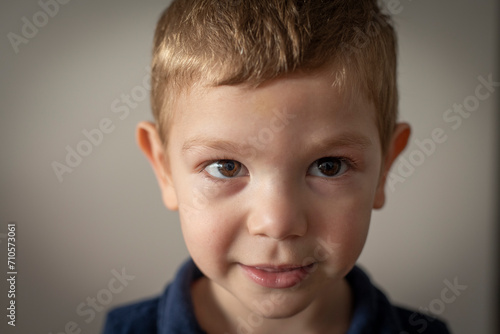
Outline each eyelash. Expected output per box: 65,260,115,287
199,156,358,182
198,156,238,183
308,157,358,180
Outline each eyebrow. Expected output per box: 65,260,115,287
312,134,373,152
181,133,373,154
182,136,248,154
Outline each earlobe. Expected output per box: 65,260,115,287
373,122,411,209
136,121,179,211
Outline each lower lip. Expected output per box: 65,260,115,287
240,264,314,289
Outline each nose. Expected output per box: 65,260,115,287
246,179,307,240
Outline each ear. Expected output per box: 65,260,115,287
136,121,179,211
373,122,411,209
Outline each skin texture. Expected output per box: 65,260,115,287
137,69,410,333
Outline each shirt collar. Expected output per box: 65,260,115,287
346,265,403,333
158,258,206,334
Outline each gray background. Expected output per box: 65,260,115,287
0,0,498,333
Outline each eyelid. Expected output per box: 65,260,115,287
307,156,355,178
202,159,249,180
196,155,236,172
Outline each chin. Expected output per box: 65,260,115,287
242,289,316,320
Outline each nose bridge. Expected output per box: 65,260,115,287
247,173,307,240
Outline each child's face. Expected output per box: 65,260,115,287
139,69,409,319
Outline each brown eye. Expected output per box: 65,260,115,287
218,160,240,177
205,160,244,178
308,157,347,178
318,158,341,176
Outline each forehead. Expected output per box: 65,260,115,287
168,69,379,153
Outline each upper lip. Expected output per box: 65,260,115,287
243,263,315,272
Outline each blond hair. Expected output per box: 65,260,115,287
151,0,398,154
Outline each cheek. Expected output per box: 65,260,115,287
177,195,242,274
312,187,374,273
336,204,371,258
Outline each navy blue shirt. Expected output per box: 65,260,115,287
102,259,450,334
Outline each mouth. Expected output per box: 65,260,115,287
240,263,316,289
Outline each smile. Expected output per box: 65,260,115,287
240,263,316,289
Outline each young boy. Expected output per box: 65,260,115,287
103,0,450,333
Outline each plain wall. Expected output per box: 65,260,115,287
0,0,497,333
